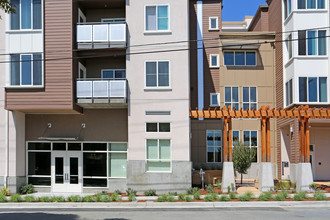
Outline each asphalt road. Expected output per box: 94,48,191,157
1,208,330,220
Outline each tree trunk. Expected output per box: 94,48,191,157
241,173,243,185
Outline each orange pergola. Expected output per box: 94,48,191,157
190,105,330,163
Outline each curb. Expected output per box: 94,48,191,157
0,201,330,209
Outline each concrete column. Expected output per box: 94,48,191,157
258,162,274,192
221,162,235,193
296,163,313,192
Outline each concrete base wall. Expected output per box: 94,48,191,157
5,176,26,194
127,161,192,194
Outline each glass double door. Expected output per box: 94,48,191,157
51,151,82,192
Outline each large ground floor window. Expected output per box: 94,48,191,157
27,142,128,188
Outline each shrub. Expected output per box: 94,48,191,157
238,191,254,202
216,180,221,189
144,189,156,196
39,196,51,202
193,192,201,200
168,192,177,196
67,195,82,202
204,195,213,202
126,188,137,197
111,193,120,202
1,187,10,196
178,193,185,200
157,195,168,202
0,194,7,203
20,184,35,195
10,194,23,202
227,186,231,193
285,181,291,190
82,195,96,202
206,184,215,194
185,196,192,202
294,191,308,201
313,191,328,201
51,196,65,203
233,142,256,184
275,191,289,201
24,196,35,202
168,196,175,202
229,192,236,199
231,183,235,192
309,183,318,191
95,193,103,202
258,192,273,201
186,187,199,195
114,190,122,195
128,194,136,201
218,195,231,202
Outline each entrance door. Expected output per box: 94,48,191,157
52,151,83,192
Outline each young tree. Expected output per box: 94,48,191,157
0,0,15,19
232,142,256,184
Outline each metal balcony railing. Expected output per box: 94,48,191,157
76,78,127,100
76,22,127,49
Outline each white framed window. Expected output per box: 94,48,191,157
299,77,328,103
283,0,292,19
206,130,222,163
145,61,170,88
10,0,42,30
146,139,171,172
298,30,327,56
224,51,257,66
209,17,219,30
286,79,293,106
146,122,171,133
243,131,258,162
101,69,126,79
242,87,257,110
210,93,220,106
209,54,219,68
224,87,239,110
145,5,169,32
286,34,293,59
10,53,43,86
297,0,326,9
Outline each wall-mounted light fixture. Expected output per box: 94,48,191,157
47,123,52,128
290,125,293,140
82,123,86,129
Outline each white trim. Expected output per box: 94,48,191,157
145,60,171,89
209,54,219,68
144,4,171,33
210,93,220,107
209,17,219,30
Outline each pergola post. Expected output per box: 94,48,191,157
305,118,310,163
223,118,228,162
261,118,266,162
266,118,271,162
228,118,233,162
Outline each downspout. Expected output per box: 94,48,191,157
4,110,9,188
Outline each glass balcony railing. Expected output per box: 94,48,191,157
76,22,127,49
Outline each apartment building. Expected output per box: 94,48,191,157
0,0,191,194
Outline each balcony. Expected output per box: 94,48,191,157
76,78,127,108
76,21,127,49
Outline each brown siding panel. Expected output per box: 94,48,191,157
5,0,76,113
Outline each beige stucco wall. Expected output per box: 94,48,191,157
219,33,277,163
25,109,128,142
126,0,190,161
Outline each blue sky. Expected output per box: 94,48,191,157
222,0,266,21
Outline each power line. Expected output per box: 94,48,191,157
0,25,328,57
0,33,328,64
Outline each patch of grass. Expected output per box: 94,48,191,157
229,192,237,199
126,188,137,197
128,194,136,201
294,191,308,201
67,195,82,202
82,195,96,202
1,187,10,196
24,196,35,202
10,194,23,203
0,194,7,203
168,195,175,202
39,196,51,202
258,192,273,201
101,195,112,202
111,193,120,202
274,191,288,201
313,191,328,201
204,195,213,202
206,184,215,194
95,193,103,202
238,192,254,202
156,195,168,202
185,196,192,202
144,189,156,196
51,196,65,203
168,192,177,196
178,193,185,200
193,192,201,200
217,195,231,202
186,187,199,195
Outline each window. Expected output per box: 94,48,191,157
209,17,218,30
206,130,222,163
146,139,171,172
145,5,169,31
233,131,240,147
224,51,256,66
298,0,325,9
225,87,239,110
10,53,42,86
108,143,127,178
210,54,219,68
286,79,293,106
210,93,220,106
243,87,257,110
243,131,258,162
10,0,42,30
101,69,126,79
146,61,170,88
287,34,293,59
146,122,171,132
298,30,327,56
299,77,327,102
284,0,292,19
